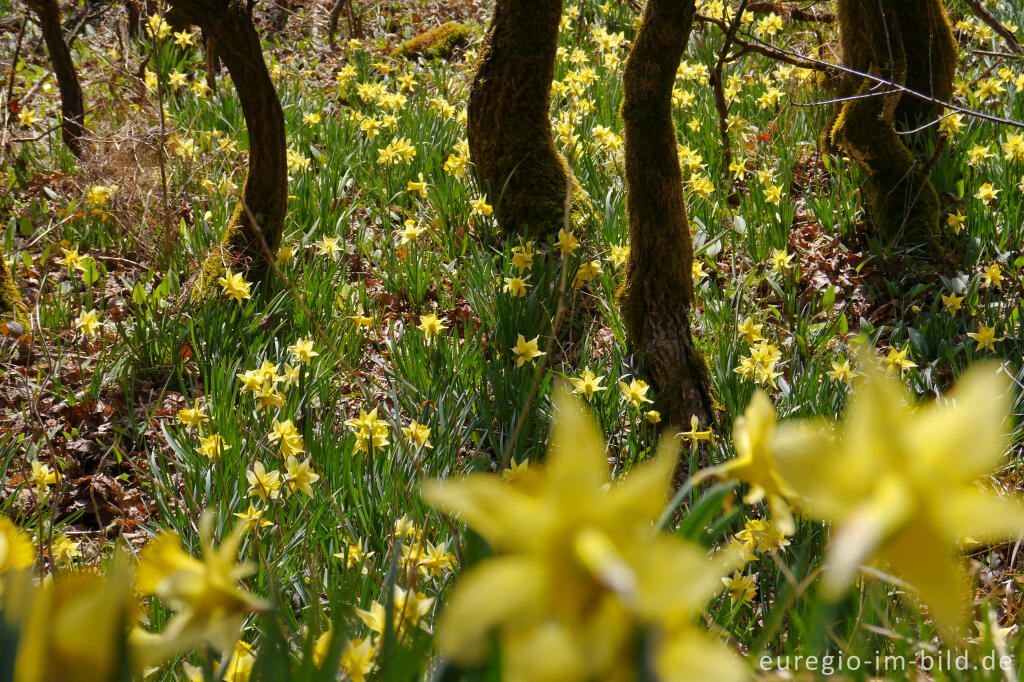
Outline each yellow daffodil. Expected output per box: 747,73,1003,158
421,389,744,681
503,275,529,297
197,434,228,460
555,228,580,256
134,515,267,661
315,237,342,260
246,461,282,501
52,535,81,564
74,309,101,336
417,314,446,344
233,504,272,533
340,638,376,681
288,337,319,364
345,408,390,452
941,292,964,313
10,560,138,681
981,262,1003,288
284,455,320,497
407,173,429,197
512,334,544,367
618,378,652,408
355,586,433,638
827,358,854,384
718,391,794,534
176,399,208,431
679,415,714,444
769,248,794,273
218,269,251,305
722,571,757,605
402,420,432,449
967,325,1002,352
882,346,917,376
737,317,763,344
470,196,492,217
570,369,606,399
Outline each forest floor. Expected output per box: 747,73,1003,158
1,0,1024,679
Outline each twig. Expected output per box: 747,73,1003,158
961,0,1023,55
745,1,835,23
740,30,1024,130
971,49,1024,60
709,0,751,182
9,121,62,142
790,84,900,108
697,12,832,72
0,14,28,168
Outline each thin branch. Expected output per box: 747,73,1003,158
790,85,900,108
739,30,1024,130
746,1,834,23
697,12,832,72
709,0,751,181
971,49,1024,60
0,14,28,168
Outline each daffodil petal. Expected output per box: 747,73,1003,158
435,557,546,665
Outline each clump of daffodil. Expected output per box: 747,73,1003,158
421,388,744,681
133,513,267,663
355,585,434,639
773,357,1024,629
345,407,390,452
717,391,795,535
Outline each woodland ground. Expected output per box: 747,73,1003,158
1,0,1024,680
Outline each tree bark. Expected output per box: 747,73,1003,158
618,0,713,430
467,0,585,238
202,27,220,95
28,0,86,158
167,0,288,295
825,0,957,245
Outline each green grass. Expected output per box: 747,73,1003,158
2,0,1024,679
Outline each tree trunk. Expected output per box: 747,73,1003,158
467,0,586,238
202,27,220,95
1,245,26,323
29,0,86,158
167,0,288,296
618,0,713,430
825,0,957,245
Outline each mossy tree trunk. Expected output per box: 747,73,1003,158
467,0,583,238
28,0,86,158
618,0,712,429
167,0,287,296
1,245,26,324
826,0,957,245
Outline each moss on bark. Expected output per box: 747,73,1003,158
1,246,26,324
29,0,86,158
167,0,287,299
618,0,712,429
392,22,470,60
826,0,957,245
467,0,585,238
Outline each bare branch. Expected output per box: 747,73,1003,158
746,1,835,23
960,0,1023,55
740,30,1024,130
